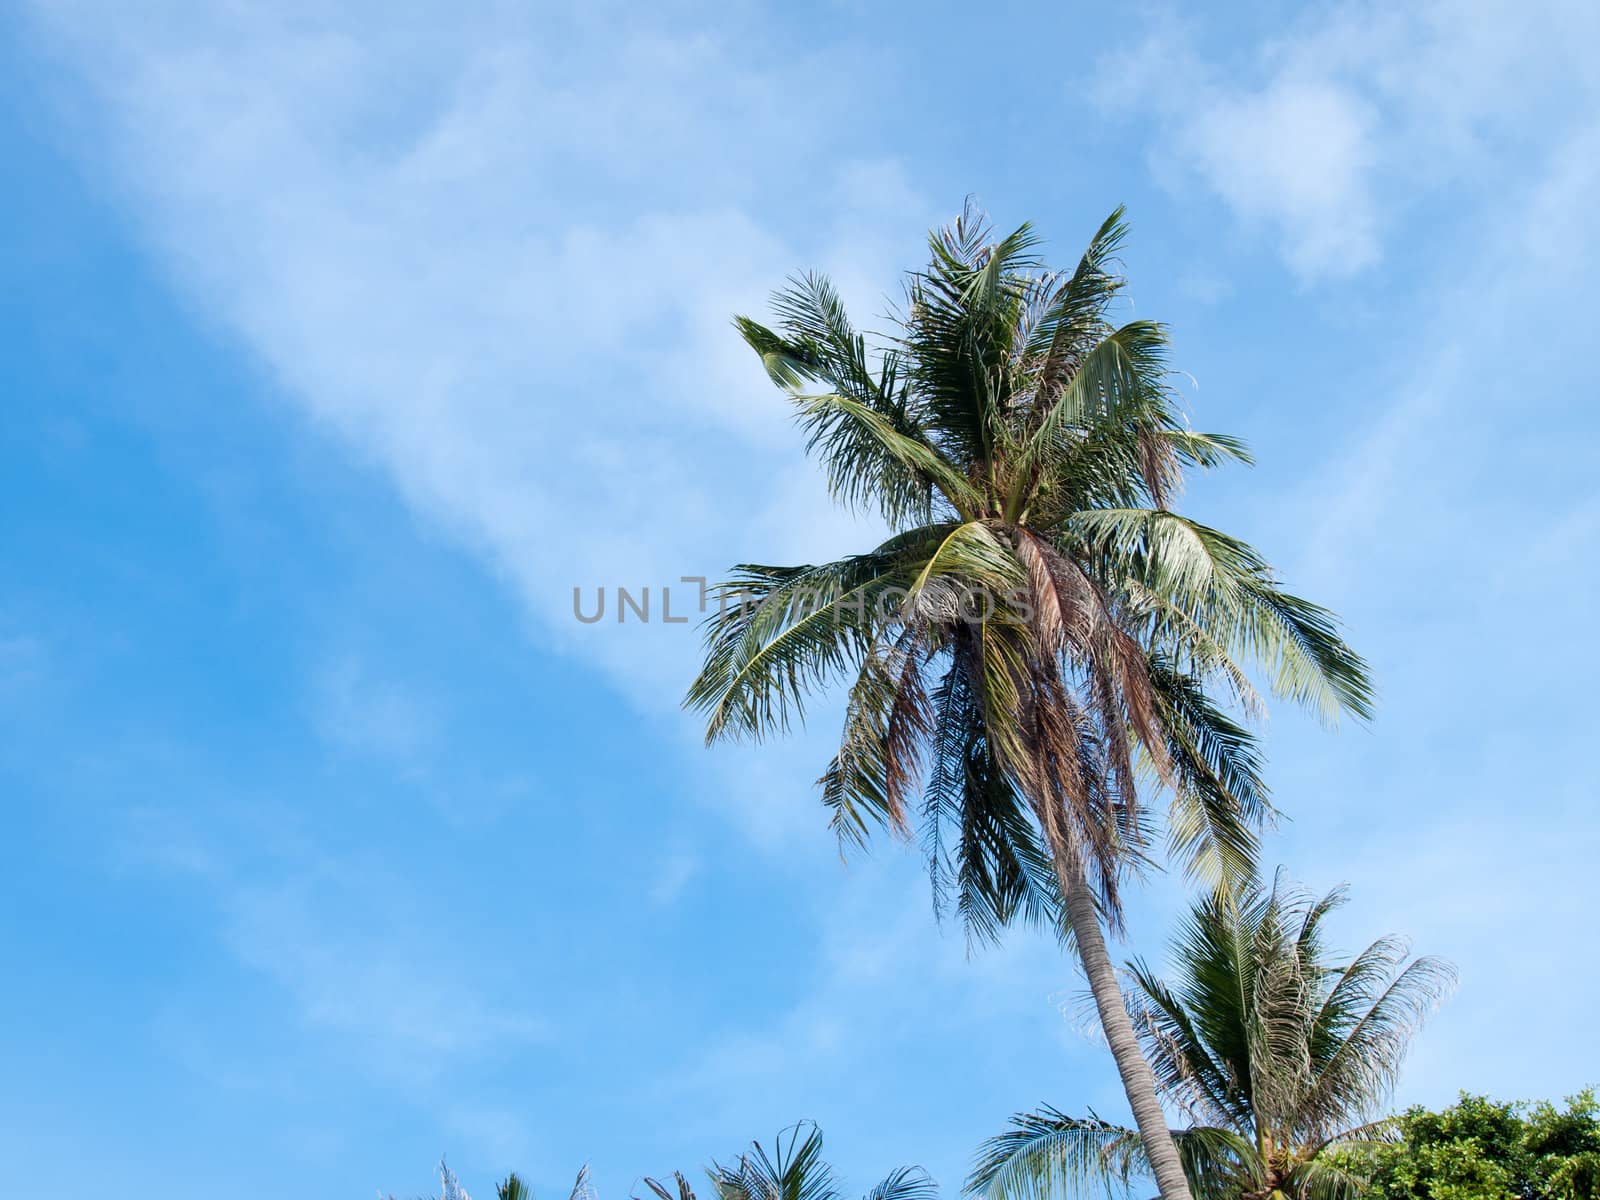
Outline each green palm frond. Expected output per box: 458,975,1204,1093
967,1108,1145,1200
968,1109,1270,1200
1294,948,1456,1141
737,276,973,526
1170,1127,1263,1200
907,522,1027,614
1281,1155,1367,1200
922,658,1061,944
820,631,931,848
1125,955,1252,1132
862,1167,939,1200
766,272,881,391
787,386,981,520
500,1166,593,1200
1156,431,1254,472
711,1122,840,1200
1070,508,1372,723
706,1123,931,1200
1024,206,1128,392
1014,320,1171,495
686,529,947,741
640,1173,701,1200
1145,658,1271,890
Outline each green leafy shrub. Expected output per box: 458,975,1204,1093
1354,1092,1600,1200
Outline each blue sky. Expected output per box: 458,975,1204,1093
3,2,1598,1196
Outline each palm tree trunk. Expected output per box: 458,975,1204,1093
1051,850,1195,1200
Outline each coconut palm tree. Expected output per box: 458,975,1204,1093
499,1167,593,1200
402,1161,592,1200
968,874,1455,1200
641,1121,936,1200
685,204,1372,1200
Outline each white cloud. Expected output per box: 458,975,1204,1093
226,872,551,1060
653,858,1118,1146
1182,78,1378,278
124,803,550,1077
21,0,931,715
1290,117,1600,588
1097,0,1600,281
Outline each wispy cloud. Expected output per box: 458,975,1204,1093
1289,118,1600,588
652,861,1119,1152
22,0,926,713
1096,1,1600,280
123,804,549,1079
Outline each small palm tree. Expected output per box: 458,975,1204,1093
686,204,1371,1200
643,1122,936,1200
500,1167,593,1200
400,1161,592,1200
969,873,1454,1200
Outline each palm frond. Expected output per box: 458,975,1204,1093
1015,320,1172,495
902,205,1038,467
907,523,1027,617
1170,1126,1264,1200
968,1108,1269,1200
1026,207,1129,396
1295,950,1456,1139
737,288,974,526
819,631,931,849
1125,955,1251,1132
967,1108,1144,1200
710,1123,840,1200
439,1160,472,1200
1072,508,1373,722
923,657,1062,945
1145,657,1271,890
687,526,954,742
640,1172,700,1200
862,1167,939,1200
1157,431,1254,471
1282,1154,1368,1200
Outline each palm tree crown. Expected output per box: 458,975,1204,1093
498,1167,592,1200
970,873,1455,1200
688,203,1368,929
642,1122,936,1200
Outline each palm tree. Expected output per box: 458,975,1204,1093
403,1162,592,1200
969,873,1454,1200
685,204,1372,1200
499,1167,593,1200
641,1121,936,1200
